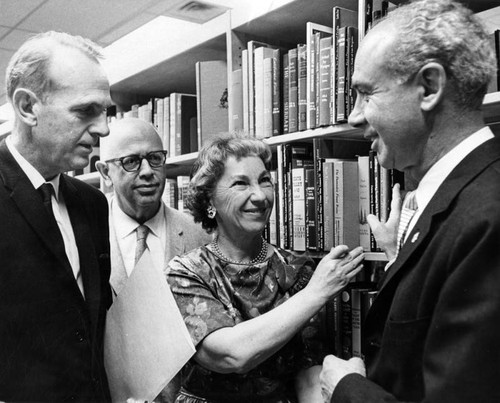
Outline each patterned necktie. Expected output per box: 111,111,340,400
134,225,149,265
396,191,418,253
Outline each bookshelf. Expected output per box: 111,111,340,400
74,0,500,262
1,0,500,257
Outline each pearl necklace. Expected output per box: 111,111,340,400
211,235,268,265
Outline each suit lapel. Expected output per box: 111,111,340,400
164,205,185,265
62,177,101,336
0,141,74,276
108,198,128,296
378,137,500,296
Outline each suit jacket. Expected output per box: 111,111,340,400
108,197,212,403
108,197,212,286
0,138,112,402
334,136,500,402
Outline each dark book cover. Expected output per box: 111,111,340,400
288,47,298,133
305,167,317,251
297,43,308,131
282,53,290,134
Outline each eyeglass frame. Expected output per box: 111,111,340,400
105,150,168,172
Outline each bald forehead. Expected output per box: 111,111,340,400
104,118,163,160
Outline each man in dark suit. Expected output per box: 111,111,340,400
320,0,500,402
0,31,113,401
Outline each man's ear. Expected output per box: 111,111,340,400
416,62,446,112
12,88,40,126
95,161,114,189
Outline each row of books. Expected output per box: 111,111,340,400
108,59,230,158
162,176,190,213
231,1,396,139
266,142,403,253
110,93,198,158
315,258,386,358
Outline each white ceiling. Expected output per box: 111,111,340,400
0,0,235,106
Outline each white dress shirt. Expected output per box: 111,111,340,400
110,197,167,276
384,127,494,271
407,127,494,240
6,136,83,295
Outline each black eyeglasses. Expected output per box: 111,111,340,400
106,150,168,172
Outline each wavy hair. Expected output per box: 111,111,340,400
186,132,272,233
384,0,496,110
6,31,103,103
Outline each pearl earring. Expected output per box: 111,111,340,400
207,206,216,219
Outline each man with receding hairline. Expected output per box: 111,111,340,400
319,1,500,402
0,31,113,402
96,117,212,403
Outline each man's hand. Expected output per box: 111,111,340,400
320,355,366,402
367,184,402,261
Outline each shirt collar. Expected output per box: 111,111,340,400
6,135,61,199
111,196,165,239
415,127,494,212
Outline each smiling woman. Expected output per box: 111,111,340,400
165,132,365,403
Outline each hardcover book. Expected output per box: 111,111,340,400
195,60,229,148
305,22,333,130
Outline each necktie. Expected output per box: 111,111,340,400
396,191,418,253
39,183,56,222
134,225,149,265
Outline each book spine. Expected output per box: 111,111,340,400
231,69,244,131
263,56,274,138
336,27,347,122
254,47,265,138
341,287,353,359
315,32,322,128
319,36,332,127
313,140,324,251
297,44,308,131
269,170,279,245
288,47,298,133
292,163,307,251
322,161,335,251
307,30,317,130
334,161,343,246
305,168,317,251
358,155,371,252
163,96,170,152
346,26,358,118
277,145,286,248
242,49,250,132
271,49,281,136
282,53,289,134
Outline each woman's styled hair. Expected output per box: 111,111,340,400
186,132,272,233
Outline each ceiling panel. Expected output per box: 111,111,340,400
1,28,37,51
0,0,46,27
16,0,156,44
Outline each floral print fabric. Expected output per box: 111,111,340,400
166,246,329,403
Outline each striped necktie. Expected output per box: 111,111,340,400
396,191,418,253
134,225,149,265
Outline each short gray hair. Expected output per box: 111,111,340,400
6,31,103,103
384,0,496,110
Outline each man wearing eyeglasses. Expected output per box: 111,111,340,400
96,117,211,403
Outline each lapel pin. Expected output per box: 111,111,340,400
411,232,420,243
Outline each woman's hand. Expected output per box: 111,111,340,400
306,244,365,304
367,183,402,261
